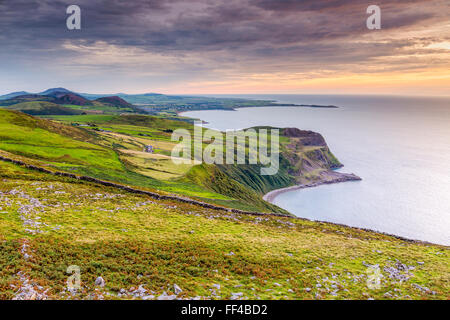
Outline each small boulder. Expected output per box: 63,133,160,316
95,277,105,287
173,284,183,295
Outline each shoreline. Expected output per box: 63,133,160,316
263,171,362,203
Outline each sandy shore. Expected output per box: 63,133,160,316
263,171,361,203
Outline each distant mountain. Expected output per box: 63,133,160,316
0,88,73,101
39,88,73,97
142,93,164,96
0,91,31,100
95,96,133,108
38,88,93,106
1,87,311,114
0,92,93,107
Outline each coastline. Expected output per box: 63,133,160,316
263,171,362,203
176,103,338,116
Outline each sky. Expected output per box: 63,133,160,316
0,0,449,96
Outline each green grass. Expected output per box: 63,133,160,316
0,161,448,300
46,114,118,123
2,101,83,116
0,110,123,172
0,110,265,210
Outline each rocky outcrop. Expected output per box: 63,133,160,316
283,128,327,146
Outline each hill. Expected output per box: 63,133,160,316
0,93,93,107
53,93,93,106
0,151,448,300
95,96,133,108
0,110,285,213
0,110,354,214
39,87,73,97
2,101,84,116
0,91,30,100
1,88,337,116
0,95,55,106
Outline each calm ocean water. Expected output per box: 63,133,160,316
183,95,450,245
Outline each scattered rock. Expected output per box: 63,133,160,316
12,271,48,300
173,284,183,295
412,283,432,294
230,292,243,300
157,292,177,300
95,277,105,287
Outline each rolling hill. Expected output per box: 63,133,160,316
0,110,286,212
39,87,73,96
1,88,335,117
0,91,30,100
95,96,134,108
0,94,55,106
2,101,83,116
54,93,93,106
0,88,145,114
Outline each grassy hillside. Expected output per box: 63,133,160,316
2,101,83,116
0,110,355,215
44,114,346,212
0,110,287,213
0,160,448,300
0,95,55,106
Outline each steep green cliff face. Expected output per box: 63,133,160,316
184,127,343,212
185,163,291,214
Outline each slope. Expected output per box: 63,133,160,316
0,160,448,300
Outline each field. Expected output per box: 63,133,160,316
0,110,284,212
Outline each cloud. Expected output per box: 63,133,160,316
0,0,448,94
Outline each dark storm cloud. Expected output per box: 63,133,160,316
0,0,448,92
0,0,444,50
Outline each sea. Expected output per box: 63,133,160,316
182,94,450,245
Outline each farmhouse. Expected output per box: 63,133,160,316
144,145,154,153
